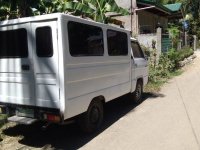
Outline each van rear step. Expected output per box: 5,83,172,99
8,116,37,125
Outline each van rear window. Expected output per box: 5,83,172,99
36,26,53,57
0,28,28,58
68,21,104,57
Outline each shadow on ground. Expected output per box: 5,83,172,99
3,93,165,150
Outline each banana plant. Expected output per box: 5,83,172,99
62,0,130,23
37,0,129,23
0,0,129,24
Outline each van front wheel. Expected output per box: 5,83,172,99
78,100,103,133
131,81,143,104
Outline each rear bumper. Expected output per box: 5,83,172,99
0,103,63,124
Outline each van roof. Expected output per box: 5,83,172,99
0,13,130,33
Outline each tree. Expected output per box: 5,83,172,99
37,0,129,23
0,0,40,20
0,0,129,23
168,25,180,49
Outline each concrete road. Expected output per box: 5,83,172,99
81,51,200,150
2,52,200,150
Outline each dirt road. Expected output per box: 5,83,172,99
1,51,200,150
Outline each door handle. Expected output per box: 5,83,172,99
22,65,30,71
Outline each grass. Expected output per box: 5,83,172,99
0,114,7,141
144,69,183,93
144,80,166,93
0,114,7,128
169,69,183,78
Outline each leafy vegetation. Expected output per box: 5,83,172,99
145,45,194,92
159,0,200,38
0,0,129,23
168,25,180,49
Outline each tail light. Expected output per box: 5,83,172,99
44,114,61,122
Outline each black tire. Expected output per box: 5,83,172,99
131,81,143,104
78,100,104,133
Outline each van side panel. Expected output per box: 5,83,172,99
62,17,131,119
65,59,131,119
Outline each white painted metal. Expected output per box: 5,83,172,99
31,21,59,109
0,13,148,121
131,38,148,92
0,23,35,106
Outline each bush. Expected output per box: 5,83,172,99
141,44,150,57
148,46,194,84
167,47,194,69
148,53,173,83
143,43,194,92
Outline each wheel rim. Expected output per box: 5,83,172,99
89,106,100,124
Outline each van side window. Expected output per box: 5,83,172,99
36,26,53,57
131,41,144,58
68,21,104,57
0,28,28,58
107,30,128,56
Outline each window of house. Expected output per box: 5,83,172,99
68,21,104,56
107,30,128,56
131,41,145,58
36,26,53,57
0,28,28,58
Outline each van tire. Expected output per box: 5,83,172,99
131,81,143,104
78,100,103,133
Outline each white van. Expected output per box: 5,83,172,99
0,13,148,132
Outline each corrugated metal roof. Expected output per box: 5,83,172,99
164,3,182,12
137,0,172,14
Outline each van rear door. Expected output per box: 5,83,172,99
0,23,35,105
31,21,59,108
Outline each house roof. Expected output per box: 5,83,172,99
137,0,172,15
164,3,182,12
136,0,182,18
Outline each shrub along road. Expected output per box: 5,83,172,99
1,51,200,150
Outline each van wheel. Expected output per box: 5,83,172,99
79,100,103,133
131,81,143,104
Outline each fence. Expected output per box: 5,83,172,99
162,34,172,53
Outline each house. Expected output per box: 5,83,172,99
113,0,183,54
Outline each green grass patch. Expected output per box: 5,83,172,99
0,114,7,127
144,80,166,93
169,69,183,77
145,69,183,93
